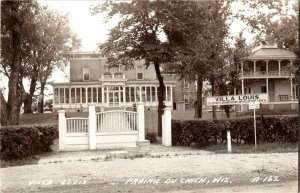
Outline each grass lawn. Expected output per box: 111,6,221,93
202,142,298,154
19,113,58,125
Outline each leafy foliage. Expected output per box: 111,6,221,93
0,124,58,160
92,0,198,134
172,115,298,147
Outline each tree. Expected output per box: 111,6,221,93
1,0,39,125
164,1,231,119
23,7,81,114
92,0,194,135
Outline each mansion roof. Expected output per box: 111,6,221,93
248,45,297,60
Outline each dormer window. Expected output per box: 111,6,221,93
83,67,90,81
136,66,144,80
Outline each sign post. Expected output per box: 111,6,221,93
248,101,260,149
207,94,268,151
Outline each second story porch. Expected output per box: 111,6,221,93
240,45,297,79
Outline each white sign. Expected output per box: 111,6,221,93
249,101,260,109
207,94,268,106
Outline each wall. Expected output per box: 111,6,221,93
70,58,102,82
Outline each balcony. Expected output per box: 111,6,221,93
241,71,292,79
101,72,127,82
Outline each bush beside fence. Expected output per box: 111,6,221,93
0,124,58,160
172,115,298,147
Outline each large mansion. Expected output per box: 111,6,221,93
52,45,298,112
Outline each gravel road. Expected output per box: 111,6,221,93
1,152,297,193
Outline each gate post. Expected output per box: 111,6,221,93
136,103,150,146
163,107,172,146
89,104,97,150
137,103,145,141
58,110,67,151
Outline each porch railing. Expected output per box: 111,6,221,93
242,70,292,77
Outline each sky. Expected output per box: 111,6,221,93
40,0,118,51
2,0,295,101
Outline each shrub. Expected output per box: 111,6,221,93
0,124,58,160
172,115,298,147
146,132,157,143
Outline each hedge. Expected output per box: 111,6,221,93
0,124,58,160
172,115,298,147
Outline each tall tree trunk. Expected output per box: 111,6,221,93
194,75,203,118
38,81,46,113
24,77,37,113
6,23,22,125
211,76,216,119
154,61,165,137
0,90,8,126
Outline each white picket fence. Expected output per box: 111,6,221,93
58,103,172,151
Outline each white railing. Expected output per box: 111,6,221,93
66,117,88,133
96,110,137,132
242,71,291,77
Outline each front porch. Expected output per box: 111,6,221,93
52,82,174,111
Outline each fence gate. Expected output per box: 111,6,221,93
96,110,137,133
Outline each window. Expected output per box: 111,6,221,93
54,88,59,104
136,66,143,80
97,87,102,102
136,87,140,102
151,86,156,102
244,87,251,94
261,85,267,93
261,65,266,71
81,87,86,103
83,67,90,81
141,87,146,102
184,93,189,103
146,87,151,102
88,87,92,103
93,88,97,102
130,87,135,102
126,87,130,102
184,79,189,88
76,88,81,103
71,88,75,103
59,88,64,103
65,88,69,103
293,85,298,99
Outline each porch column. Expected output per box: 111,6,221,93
278,60,281,76
253,60,256,75
170,86,173,103
241,79,245,111
106,87,109,106
101,86,105,106
58,110,67,151
123,86,126,106
241,79,245,95
290,78,293,101
139,86,142,102
241,61,244,76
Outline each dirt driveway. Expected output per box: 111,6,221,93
1,152,297,193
